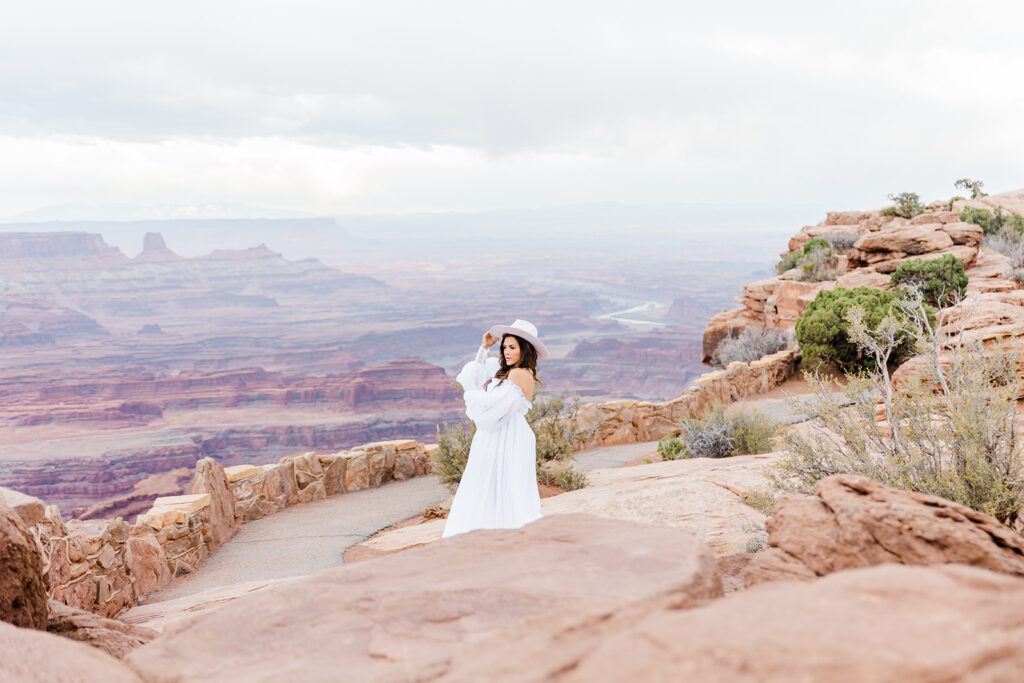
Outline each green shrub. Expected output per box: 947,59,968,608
776,288,1024,526
954,178,986,199
730,409,781,455
880,192,924,219
431,388,594,492
960,206,1024,236
776,250,801,274
775,238,838,281
802,238,830,254
741,489,777,516
889,254,967,308
431,421,476,492
795,287,915,371
527,389,592,469
657,435,685,460
677,404,779,458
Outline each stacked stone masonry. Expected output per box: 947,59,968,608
12,440,438,619
574,347,801,447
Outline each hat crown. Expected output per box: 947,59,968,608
509,319,538,337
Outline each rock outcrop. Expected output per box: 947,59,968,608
351,454,778,559
0,619,142,682
744,475,1024,586
702,205,987,362
46,599,157,658
125,514,722,681
440,564,1024,681
0,497,48,629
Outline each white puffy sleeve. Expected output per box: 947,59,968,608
455,345,498,391
456,345,531,429
464,380,532,429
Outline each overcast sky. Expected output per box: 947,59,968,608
1,1,1022,221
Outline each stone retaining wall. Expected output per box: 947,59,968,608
575,348,800,447
17,439,437,618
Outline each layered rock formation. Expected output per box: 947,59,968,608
744,474,1024,586
124,514,723,681
354,454,779,559
702,203,988,362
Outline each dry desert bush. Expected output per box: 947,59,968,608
776,286,1024,526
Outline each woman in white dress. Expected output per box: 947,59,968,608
441,319,548,538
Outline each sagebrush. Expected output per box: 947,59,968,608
775,238,838,281
982,227,1024,284
431,388,593,491
776,286,1024,526
671,404,780,459
712,325,794,368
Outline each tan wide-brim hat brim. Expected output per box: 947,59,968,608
487,324,549,360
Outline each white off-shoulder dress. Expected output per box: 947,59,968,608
441,344,543,538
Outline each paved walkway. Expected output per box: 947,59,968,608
146,439,660,604
141,394,828,605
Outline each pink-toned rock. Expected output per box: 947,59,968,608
126,514,722,681
46,599,157,659
854,224,954,255
124,523,171,601
937,290,1024,342
825,210,874,226
774,280,829,322
743,475,1024,587
939,220,983,246
864,243,979,274
0,619,142,682
440,564,1024,681
834,269,891,289
190,458,235,551
958,187,1024,216
0,487,45,526
910,210,959,225
0,501,48,629
261,461,298,508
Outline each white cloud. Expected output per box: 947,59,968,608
0,1,1022,217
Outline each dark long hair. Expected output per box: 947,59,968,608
484,333,544,390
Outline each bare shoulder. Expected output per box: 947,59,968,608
508,368,535,400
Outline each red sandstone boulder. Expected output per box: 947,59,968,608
126,514,722,681
853,223,954,255
190,458,235,551
440,564,1024,681
0,619,141,682
0,499,48,629
46,599,157,659
743,475,1024,587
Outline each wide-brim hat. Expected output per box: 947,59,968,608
488,319,548,360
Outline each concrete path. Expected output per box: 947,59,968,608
144,439,662,605
149,475,451,602
140,400,820,606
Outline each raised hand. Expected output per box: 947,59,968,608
482,332,499,348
